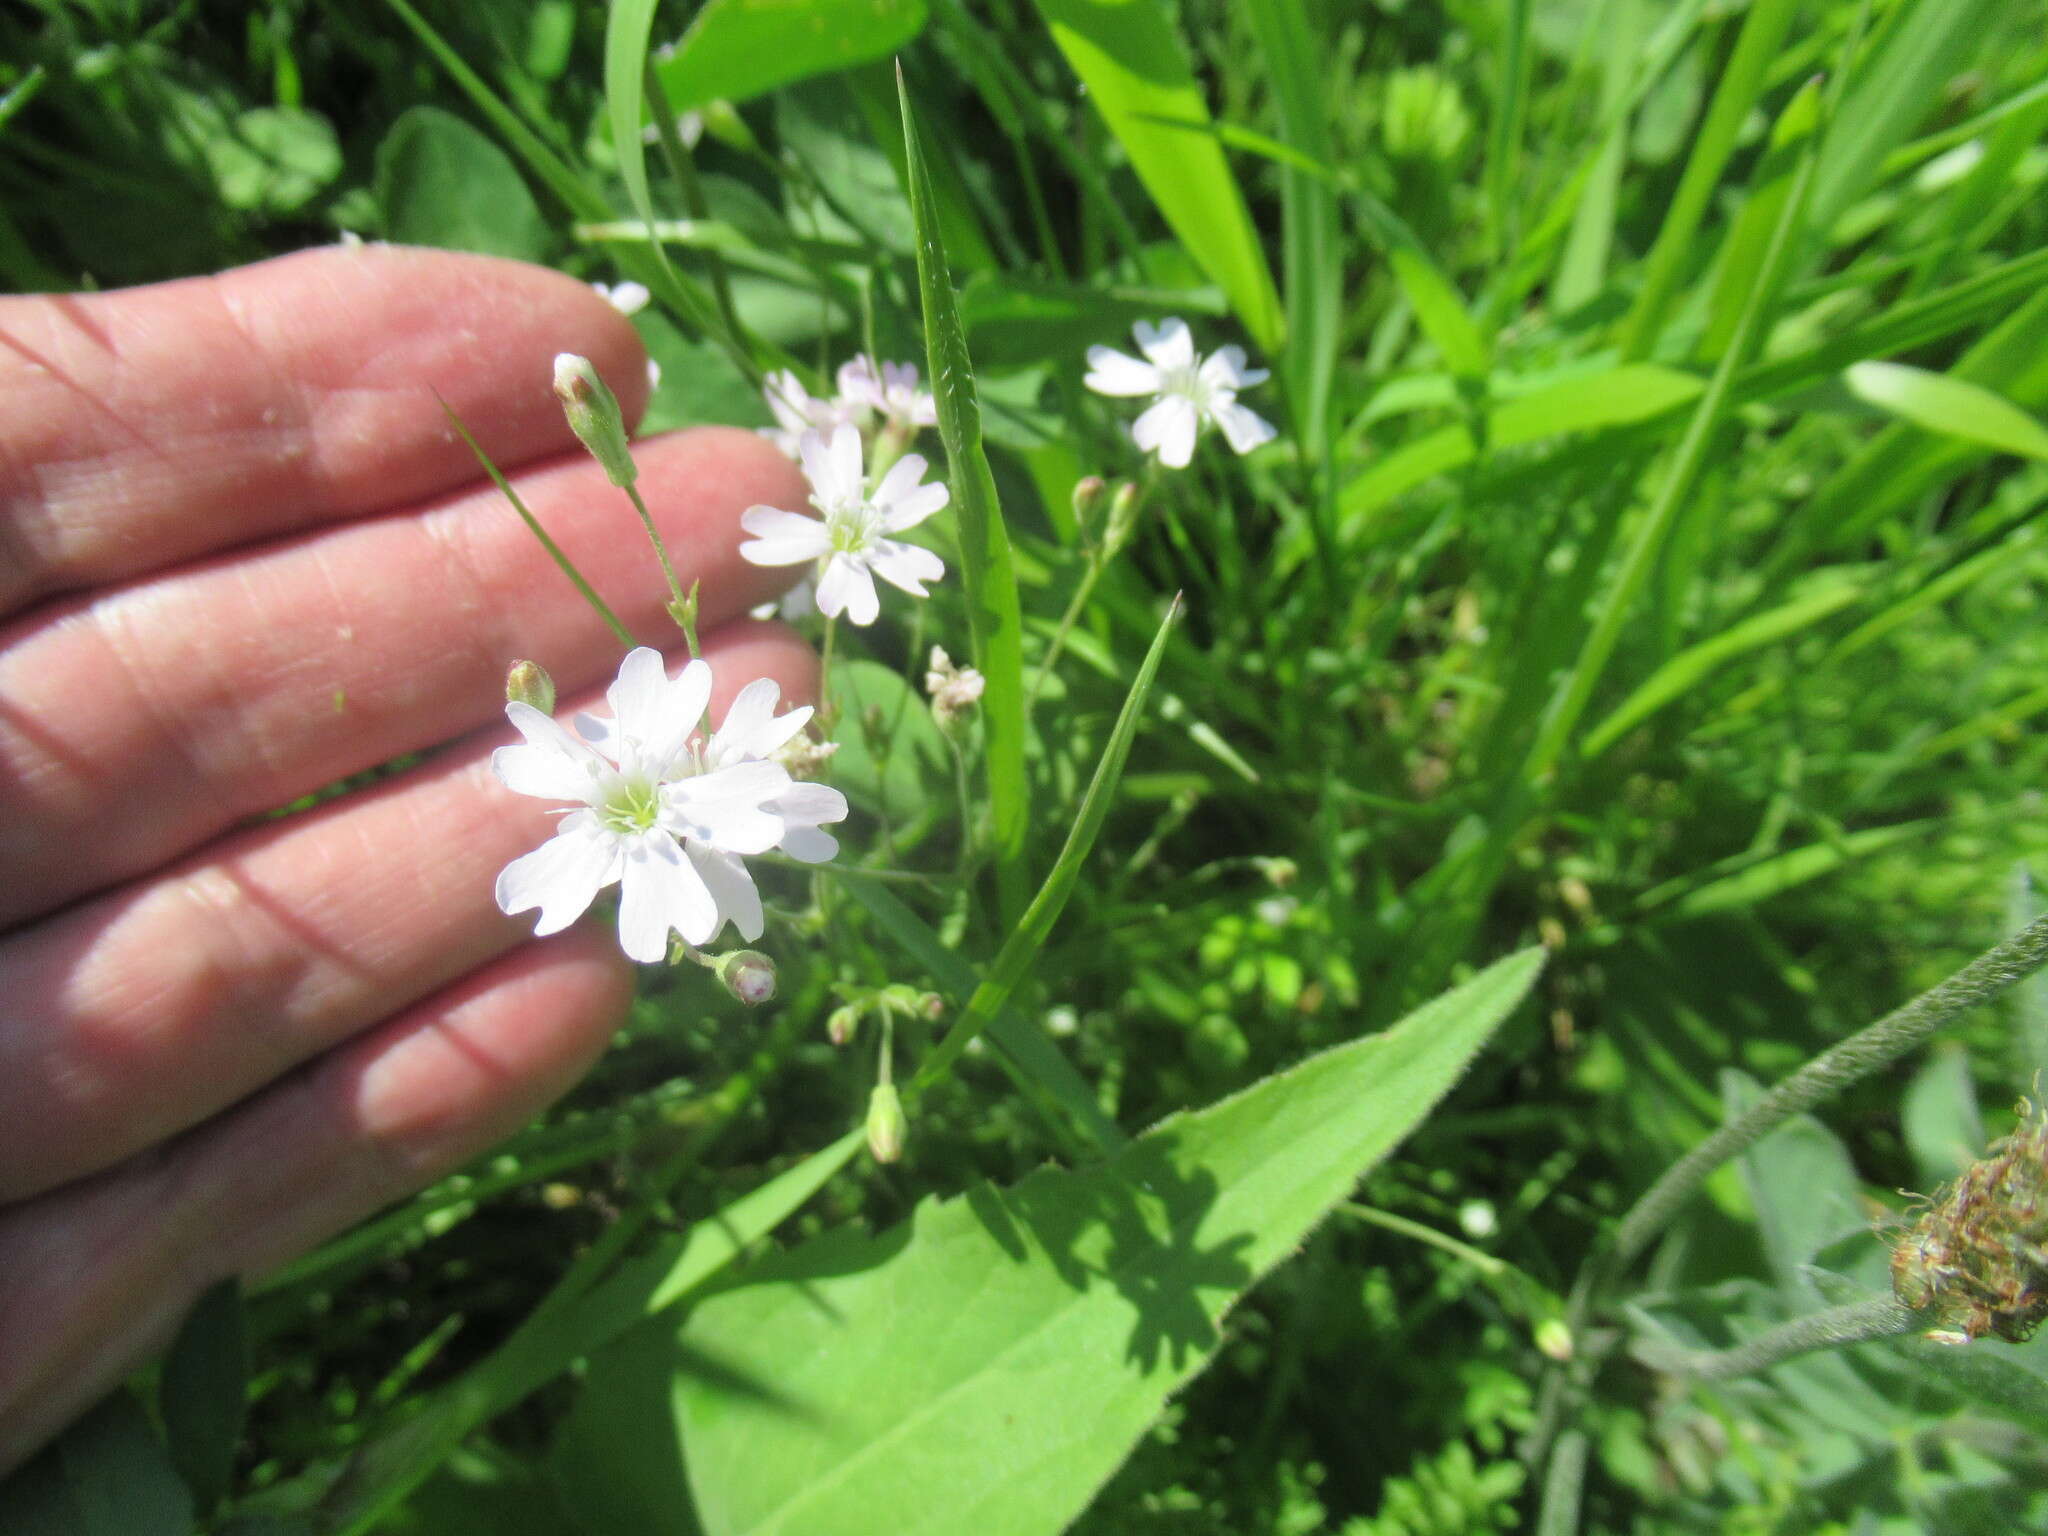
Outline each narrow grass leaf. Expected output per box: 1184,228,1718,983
1636,820,1937,921
916,597,1179,1086
1338,364,1703,529
1845,361,2048,462
1616,0,1800,359
661,950,1543,1536
1581,579,1863,759
1030,0,1283,350
1356,193,1490,378
899,71,1031,925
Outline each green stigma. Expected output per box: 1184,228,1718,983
598,776,663,835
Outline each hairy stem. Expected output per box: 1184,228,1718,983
1631,1297,1928,1381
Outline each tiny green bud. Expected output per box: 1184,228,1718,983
1103,480,1143,555
668,578,701,654
552,353,638,488
1071,475,1106,534
827,1004,860,1046
1534,1317,1574,1362
919,991,945,1022
715,949,777,1006
699,99,756,152
505,659,555,715
866,1082,906,1164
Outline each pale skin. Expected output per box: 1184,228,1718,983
0,245,814,1471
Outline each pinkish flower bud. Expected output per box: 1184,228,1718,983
715,949,777,1007
505,659,555,715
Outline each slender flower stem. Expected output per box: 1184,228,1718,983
818,614,839,729
1605,910,2048,1281
621,480,692,636
949,733,976,879
642,59,752,384
1631,1297,1929,1380
1344,1202,1507,1277
1028,551,1108,707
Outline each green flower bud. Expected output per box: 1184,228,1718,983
552,353,638,488
715,949,777,1006
1103,480,1143,556
505,659,555,715
1071,475,1106,536
1534,1317,1574,1362
827,1005,860,1046
866,1082,907,1164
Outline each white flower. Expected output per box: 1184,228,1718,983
838,356,938,435
924,645,985,727
737,425,948,626
493,648,846,962
591,280,651,317
1084,318,1277,468
759,370,872,459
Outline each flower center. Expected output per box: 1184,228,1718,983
1158,363,1210,407
825,501,882,555
598,773,663,835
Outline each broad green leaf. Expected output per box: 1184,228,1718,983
655,0,928,113
1030,0,1283,350
573,950,1543,1536
159,1279,247,1514
313,1134,861,1535
826,660,949,824
1726,1073,1865,1301
1845,361,2048,462
0,1391,195,1536
373,106,547,260
1581,579,1863,758
1901,1043,1983,1188
899,74,1031,925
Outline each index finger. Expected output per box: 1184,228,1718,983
0,244,651,617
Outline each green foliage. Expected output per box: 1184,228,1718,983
6,0,2048,1529
560,951,1541,1536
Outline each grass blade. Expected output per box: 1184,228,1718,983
898,68,1031,926
916,596,1181,1088
1845,361,2048,461
1030,0,1284,350
1616,0,1800,359
1245,0,1340,447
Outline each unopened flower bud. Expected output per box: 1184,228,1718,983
699,99,755,152
1103,480,1143,555
1071,475,1106,534
866,1082,906,1163
552,353,638,488
1534,1317,1574,1362
715,949,777,1006
505,659,555,715
919,991,945,1021
1253,856,1298,890
925,646,986,732
774,732,840,781
827,1004,860,1046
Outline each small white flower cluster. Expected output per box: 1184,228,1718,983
495,647,846,963
758,357,937,459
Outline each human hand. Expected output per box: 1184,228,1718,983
0,244,810,1469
